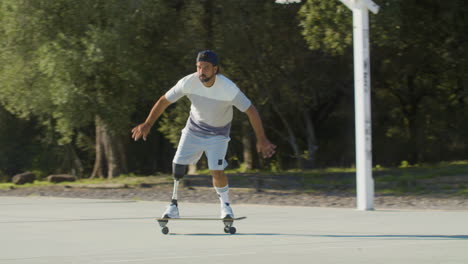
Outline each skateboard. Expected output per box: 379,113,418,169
156,216,246,235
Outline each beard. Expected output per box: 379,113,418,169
199,74,213,83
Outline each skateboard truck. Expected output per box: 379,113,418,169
157,219,170,235
156,216,246,235
222,216,236,234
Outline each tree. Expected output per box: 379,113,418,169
208,0,350,169
0,0,184,177
299,0,468,165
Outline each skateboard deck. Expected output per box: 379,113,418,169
156,216,246,235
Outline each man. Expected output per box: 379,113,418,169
131,50,276,219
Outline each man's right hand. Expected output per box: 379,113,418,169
132,96,171,142
131,122,152,141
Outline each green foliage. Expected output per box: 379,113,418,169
0,0,467,176
299,0,468,165
399,160,410,168
299,0,352,55
158,99,191,147
0,0,186,175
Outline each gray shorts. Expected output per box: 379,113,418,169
173,129,230,170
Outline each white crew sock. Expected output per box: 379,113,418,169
214,185,230,205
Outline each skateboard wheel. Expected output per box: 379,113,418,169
228,227,236,234
161,226,169,235
224,227,229,233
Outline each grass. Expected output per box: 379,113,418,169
1,160,468,196
0,180,53,190
370,161,468,195
0,174,173,190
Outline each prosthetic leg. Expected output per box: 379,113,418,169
170,163,187,202
170,179,179,207
158,164,187,233
165,163,187,215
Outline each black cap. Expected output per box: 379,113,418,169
196,50,218,66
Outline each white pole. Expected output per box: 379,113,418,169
352,3,374,210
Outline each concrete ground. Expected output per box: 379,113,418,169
0,196,467,264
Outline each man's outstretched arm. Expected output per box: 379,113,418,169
244,105,276,158
131,95,172,141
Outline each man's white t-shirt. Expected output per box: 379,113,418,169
165,73,251,137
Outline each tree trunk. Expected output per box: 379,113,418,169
116,136,128,174
405,75,422,164
65,144,84,178
101,126,117,179
241,120,253,171
271,103,302,169
90,116,104,179
303,110,318,169
90,115,127,179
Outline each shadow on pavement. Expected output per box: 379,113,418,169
173,233,468,240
